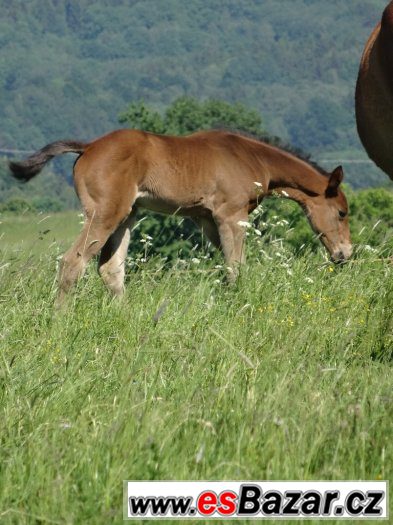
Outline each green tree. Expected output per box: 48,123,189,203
119,96,264,136
119,101,164,134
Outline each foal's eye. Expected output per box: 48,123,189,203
338,210,347,219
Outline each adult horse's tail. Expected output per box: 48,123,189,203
9,140,86,182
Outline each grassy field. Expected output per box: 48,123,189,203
0,211,81,255
0,211,392,524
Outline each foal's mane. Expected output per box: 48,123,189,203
223,128,330,178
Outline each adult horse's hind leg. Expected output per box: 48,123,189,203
98,211,137,296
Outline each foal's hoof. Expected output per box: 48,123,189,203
224,268,240,286
54,292,70,310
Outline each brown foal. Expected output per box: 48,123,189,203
10,129,352,302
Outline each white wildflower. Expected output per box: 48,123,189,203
238,303,251,313
363,245,377,253
204,295,215,309
254,181,263,188
254,228,262,236
305,277,314,284
191,258,200,264
195,444,205,464
251,203,264,217
237,220,251,228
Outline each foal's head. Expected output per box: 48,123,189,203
304,166,352,263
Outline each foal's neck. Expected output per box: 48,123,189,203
263,145,327,199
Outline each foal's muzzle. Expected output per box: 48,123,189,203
331,252,347,264
331,245,353,264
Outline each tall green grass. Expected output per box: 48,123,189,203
0,213,392,524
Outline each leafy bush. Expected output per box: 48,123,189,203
31,196,64,212
349,188,393,250
0,196,65,213
0,197,33,213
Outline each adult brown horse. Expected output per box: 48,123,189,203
10,129,352,303
356,0,393,181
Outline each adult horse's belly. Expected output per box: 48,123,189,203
356,20,393,181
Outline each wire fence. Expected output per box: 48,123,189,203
318,159,374,164
0,147,376,164
0,148,35,156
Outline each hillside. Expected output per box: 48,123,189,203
0,0,391,187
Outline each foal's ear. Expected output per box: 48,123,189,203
326,165,344,196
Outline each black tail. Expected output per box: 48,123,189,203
9,140,86,182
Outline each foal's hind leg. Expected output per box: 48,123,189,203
193,217,222,250
98,211,137,296
57,214,118,305
56,202,138,306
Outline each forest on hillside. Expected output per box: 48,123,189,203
0,0,391,189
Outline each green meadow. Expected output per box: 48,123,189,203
0,210,392,524
0,211,81,255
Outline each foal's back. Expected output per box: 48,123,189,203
74,129,271,214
